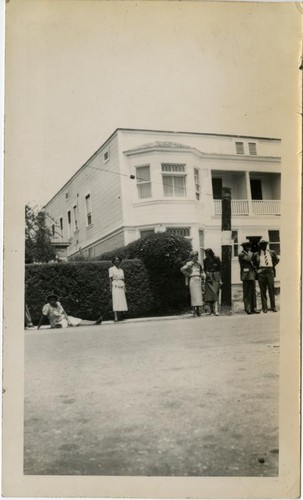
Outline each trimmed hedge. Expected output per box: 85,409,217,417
99,233,192,314
25,259,154,324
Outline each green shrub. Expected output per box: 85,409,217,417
99,233,192,314
25,259,154,323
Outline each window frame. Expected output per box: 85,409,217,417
248,142,257,155
161,163,187,198
235,141,245,155
232,230,239,258
194,167,200,201
136,165,152,199
85,193,93,226
268,230,280,256
67,210,72,239
103,149,109,163
166,226,191,238
73,204,79,232
212,177,223,200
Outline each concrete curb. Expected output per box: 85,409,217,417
25,309,279,331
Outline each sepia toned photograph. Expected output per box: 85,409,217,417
3,0,301,498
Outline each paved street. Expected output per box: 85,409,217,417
24,313,279,476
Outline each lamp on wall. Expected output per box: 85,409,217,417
155,224,166,233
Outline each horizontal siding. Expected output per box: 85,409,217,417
91,231,125,257
45,134,123,257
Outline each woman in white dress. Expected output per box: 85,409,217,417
109,257,128,322
181,251,203,317
37,293,103,329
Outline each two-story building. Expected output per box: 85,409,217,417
45,128,281,284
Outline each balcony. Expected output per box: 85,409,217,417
214,199,281,216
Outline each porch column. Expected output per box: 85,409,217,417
221,187,232,308
245,171,253,215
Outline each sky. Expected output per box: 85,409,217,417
4,1,301,207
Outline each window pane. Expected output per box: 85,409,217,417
268,230,280,242
136,166,150,182
232,230,238,257
167,227,190,237
269,230,280,255
138,182,151,199
163,176,174,196
249,142,257,155
236,142,244,154
162,163,185,173
174,176,186,196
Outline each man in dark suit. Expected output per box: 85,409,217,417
238,240,259,314
253,239,280,313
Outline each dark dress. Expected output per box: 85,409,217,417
203,256,221,302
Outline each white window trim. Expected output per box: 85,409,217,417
103,149,110,163
136,165,152,199
85,193,93,227
235,141,245,155
248,142,257,155
59,215,64,237
73,204,79,233
67,209,72,240
194,167,200,200
162,174,187,198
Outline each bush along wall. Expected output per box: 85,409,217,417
25,259,154,324
99,232,193,314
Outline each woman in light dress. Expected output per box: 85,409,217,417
37,293,103,329
181,251,203,317
109,257,128,322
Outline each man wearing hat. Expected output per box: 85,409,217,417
238,240,259,314
252,239,280,313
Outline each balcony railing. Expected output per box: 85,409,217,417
214,199,281,216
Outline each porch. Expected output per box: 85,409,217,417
214,199,281,216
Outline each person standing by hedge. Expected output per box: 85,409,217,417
181,250,203,317
109,257,128,322
203,248,221,316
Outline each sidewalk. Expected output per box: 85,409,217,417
26,308,279,330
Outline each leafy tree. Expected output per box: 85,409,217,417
25,204,57,263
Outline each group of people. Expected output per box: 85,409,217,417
238,238,279,314
181,239,279,316
27,239,279,329
33,257,128,330
181,248,222,316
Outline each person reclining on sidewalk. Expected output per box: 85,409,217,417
37,293,103,329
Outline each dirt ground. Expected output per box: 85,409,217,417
24,313,279,476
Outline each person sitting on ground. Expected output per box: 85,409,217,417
37,293,103,329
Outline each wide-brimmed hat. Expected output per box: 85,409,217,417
46,293,59,302
241,240,252,247
257,239,269,246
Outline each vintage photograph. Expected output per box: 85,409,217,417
3,0,301,498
